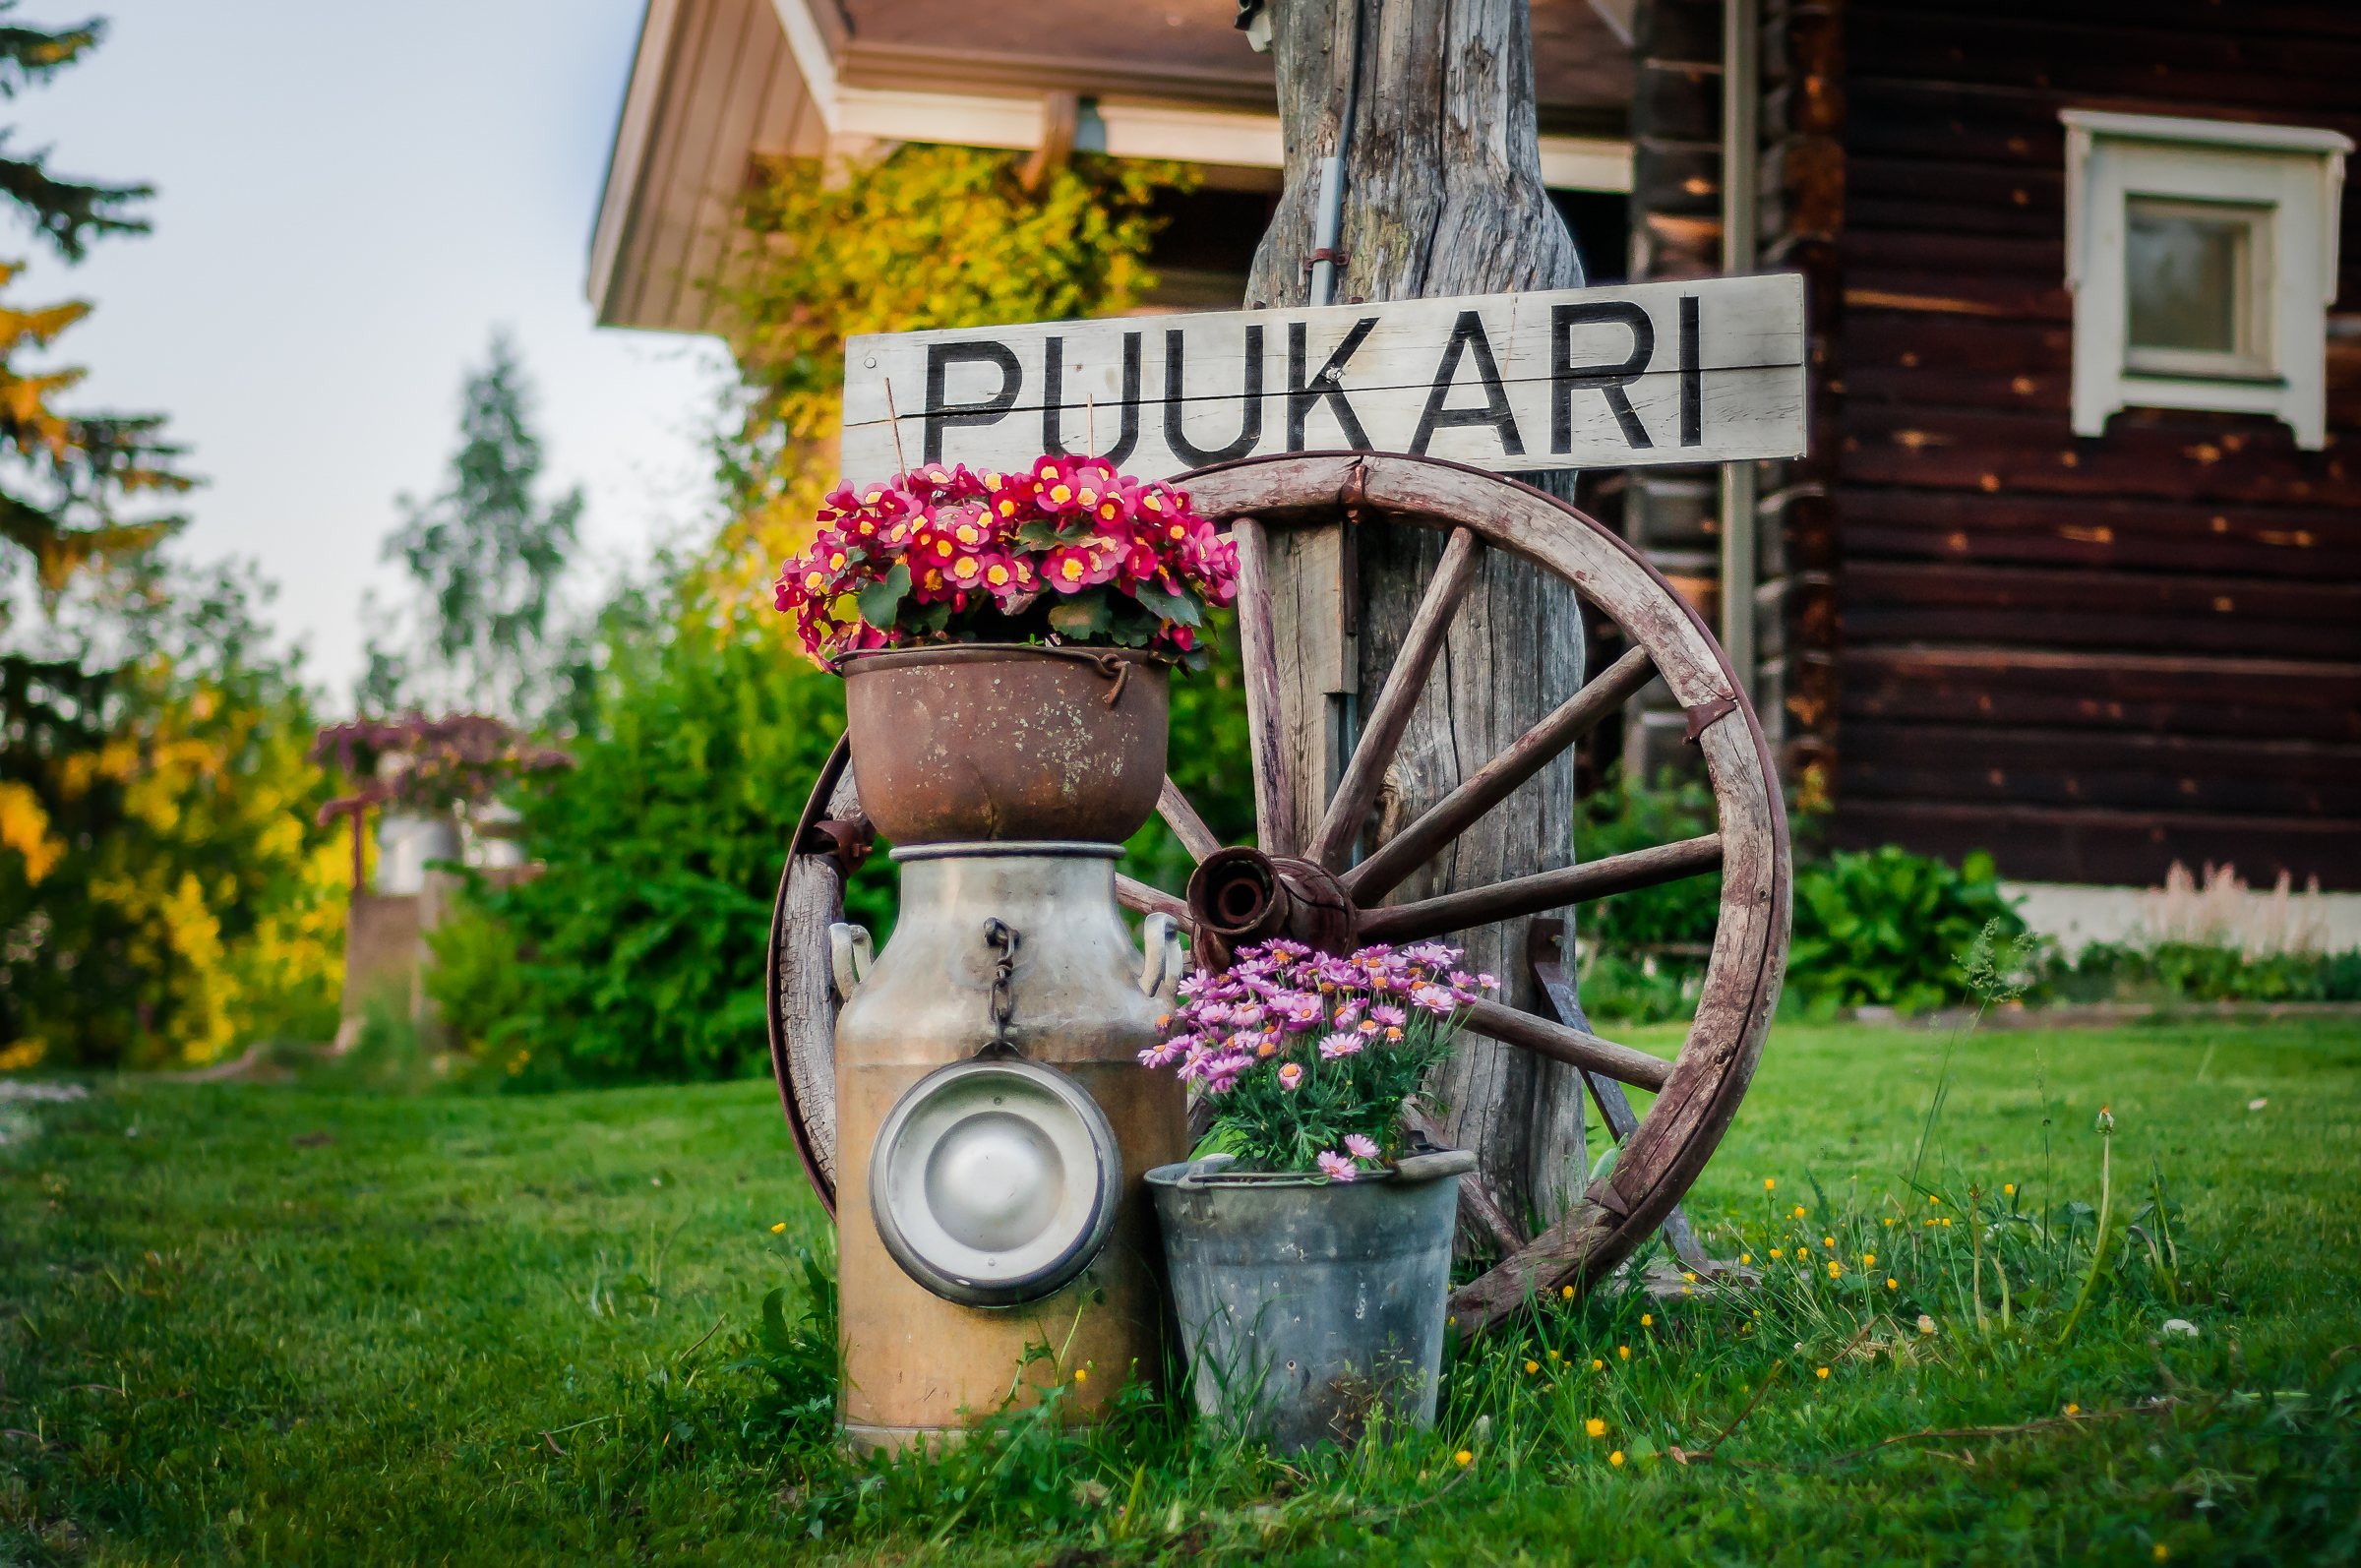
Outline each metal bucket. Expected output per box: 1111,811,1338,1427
1147,1151,1473,1454
841,645,1171,845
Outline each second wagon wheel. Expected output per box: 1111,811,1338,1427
765,451,1788,1334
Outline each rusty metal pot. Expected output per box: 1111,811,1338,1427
842,645,1171,845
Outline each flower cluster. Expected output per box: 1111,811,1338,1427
1139,939,1495,1178
771,454,1239,668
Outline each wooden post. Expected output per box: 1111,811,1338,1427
1721,0,1760,700
1248,0,1592,1226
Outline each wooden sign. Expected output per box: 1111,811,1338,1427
840,273,1805,485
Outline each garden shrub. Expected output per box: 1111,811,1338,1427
1785,845,2025,1015
2050,938,2361,1005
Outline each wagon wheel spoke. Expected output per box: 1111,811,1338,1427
1230,516,1301,858
1116,874,1192,927
1157,776,1223,864
1354,834,1724,945
1305,526,1483,872
1343,645,1660,902
1457,996,1671,1093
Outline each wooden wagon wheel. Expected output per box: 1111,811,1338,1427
765,451,1788,1334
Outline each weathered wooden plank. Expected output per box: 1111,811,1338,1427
1842,562,2361,659
839,276,1809,483
1846,271,2073,324
1850,0,2361,44
1114,874,1191,925
1845,316,2072,377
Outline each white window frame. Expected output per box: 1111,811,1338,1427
2062,109,2350,450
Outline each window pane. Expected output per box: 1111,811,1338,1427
2126,205,2243,354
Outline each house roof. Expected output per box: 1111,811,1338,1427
589,0,1635,332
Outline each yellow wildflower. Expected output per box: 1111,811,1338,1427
769,1223,787,1235
1764,1177,1776,1191
1609,1450,1625,1468
1815,1366,1830,1380
1641,1314,1654,1327
1586,1417,1606,1438
1526,1359,1541,1374
1455,1449,1474,1467
1618,1345,1631,1360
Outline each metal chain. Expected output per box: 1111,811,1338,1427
982,918,1020,1045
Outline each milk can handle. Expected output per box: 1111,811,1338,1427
828,923,873,997
1139,913,1183,998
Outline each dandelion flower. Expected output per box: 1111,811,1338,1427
1792,1205,1806,1219
1609,1450,1625,1468
1942,1218,1952,1228
1823,1236,1835,1248
1592,1358,1604,1371
1764,1177,1776,1191
1547,1350,1561,1362
1586,1417,1606,1438
1683,1271,1698,1283
1887,1279,1898,1291
1526,1359,1541,1374
1884,1218,1895,1228
1815,1366,1830,1380
1929,1194,1940,1205
1074,1368,1088,1383
1863,1253,1876,1266
1618,1345,1631,1360
1455,1449,1474,1468
2064,1403,2080,1416
1770,1248,1784,1260
1740,1253,1752,1265
2003,1183,2016,1197
769,1223,787,1235
1562,1285,1575,1300
1828,1262,1843,1278
1641,1314,1654,1327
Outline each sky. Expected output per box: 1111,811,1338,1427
12,0,732,704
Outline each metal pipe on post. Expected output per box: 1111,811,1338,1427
1720,0,1759,700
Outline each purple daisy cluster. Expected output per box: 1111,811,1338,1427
1138,939,1496,1180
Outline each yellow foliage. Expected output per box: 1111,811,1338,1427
0,780,62,884
706,147,1190,600
0,1038,43,1070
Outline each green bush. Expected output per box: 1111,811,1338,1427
429,592,889,1086
2051,939,2361,1005
1786,846,2024,1014
1575,771,1721,951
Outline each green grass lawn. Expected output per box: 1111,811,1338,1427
3,1016,2357,1565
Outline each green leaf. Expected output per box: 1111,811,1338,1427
1047,589,1111,637
853,562,909,630
1137,583,1203,628
1012,519,1065,551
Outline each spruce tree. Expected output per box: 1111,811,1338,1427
0,6,186,615
361,332,584,722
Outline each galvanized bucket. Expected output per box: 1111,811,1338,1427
1147,1150,1474,1453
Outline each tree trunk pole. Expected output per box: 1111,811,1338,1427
1247,0,1594,1228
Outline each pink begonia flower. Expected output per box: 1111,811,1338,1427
1344,1133,1380,1162
1316,1151,1358,1182
1278,1062,1304,1091
1318,1031,1362,1061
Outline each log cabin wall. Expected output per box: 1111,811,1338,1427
1831,1,2361,889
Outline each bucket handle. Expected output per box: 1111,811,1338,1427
828,922,874,997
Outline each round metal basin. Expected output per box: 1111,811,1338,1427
869,1056,1121,1307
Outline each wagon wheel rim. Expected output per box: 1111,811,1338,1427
765,451,1788,1330
1121,452,1788,1334
766,731,853,1217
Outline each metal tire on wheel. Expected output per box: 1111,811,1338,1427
765,452,1789,1334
